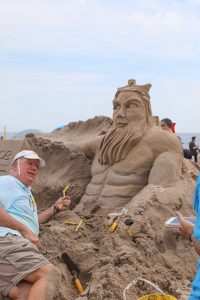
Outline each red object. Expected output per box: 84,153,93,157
172,122,176,133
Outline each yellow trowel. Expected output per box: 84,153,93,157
62,252,84,294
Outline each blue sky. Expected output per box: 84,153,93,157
0,0,200,133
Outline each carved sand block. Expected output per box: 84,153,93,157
75,79,183,216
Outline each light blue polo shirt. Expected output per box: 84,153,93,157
0,175,39,237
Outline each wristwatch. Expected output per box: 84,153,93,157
189,232,194,242
53,205,59,215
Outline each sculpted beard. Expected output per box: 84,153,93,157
98,120,148,165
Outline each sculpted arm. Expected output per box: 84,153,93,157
148,151,183,186
148,133,183,186
69,136,101,159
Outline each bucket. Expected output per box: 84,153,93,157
122,278,177,300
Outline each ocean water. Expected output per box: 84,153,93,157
178,133,200,149
1,131,200,149
0,132,16,139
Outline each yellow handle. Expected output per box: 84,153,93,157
64,221,78,225
74,277,84,294
127,228,132,236
75,219,83,232
110,222,118,233
63,185,69,197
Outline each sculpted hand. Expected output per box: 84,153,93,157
20,227,41,249
54,196,71,212
176,212,195,236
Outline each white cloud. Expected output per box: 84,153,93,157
0,0,200,59
0,0,200,132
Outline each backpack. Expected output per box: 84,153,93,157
183,149,192,159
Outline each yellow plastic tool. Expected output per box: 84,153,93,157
127,228,132,236
74,274,84,294
64,221,79,225
62,252,84,295
63,185,69,197
109,217,119,233
75,219,83,232
109,208,128,233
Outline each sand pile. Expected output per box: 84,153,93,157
3,117,200,300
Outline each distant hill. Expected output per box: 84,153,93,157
0,129,42,140
11,129,42,139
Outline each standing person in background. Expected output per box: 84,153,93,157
0,150,71,300
189,136,199,163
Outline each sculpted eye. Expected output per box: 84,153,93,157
113,103,120,110
126,102,139,109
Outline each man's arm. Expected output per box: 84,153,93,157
38,196,71,224
176,212,200,255
38,205,55,224
0,208,41,248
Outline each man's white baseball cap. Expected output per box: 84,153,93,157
11,150,45,168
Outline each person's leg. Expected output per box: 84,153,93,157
8,281,32,300
24,263,60,300
8,264,60,300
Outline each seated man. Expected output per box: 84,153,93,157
74,79,183,216
0,150,71,300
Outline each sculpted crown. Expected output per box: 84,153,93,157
116,79,152,97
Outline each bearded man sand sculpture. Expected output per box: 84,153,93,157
75,79,183,215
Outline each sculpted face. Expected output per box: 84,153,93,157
113,91,146,128
98,80,153,165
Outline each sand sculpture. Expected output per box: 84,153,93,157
75,79,183,216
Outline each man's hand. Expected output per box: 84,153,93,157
54,196,71,212
176,211,194,236
20,227,41,249
39,197,71,224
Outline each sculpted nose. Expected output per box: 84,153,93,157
117,106,125,117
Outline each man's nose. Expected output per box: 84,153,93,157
31,164,39,171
